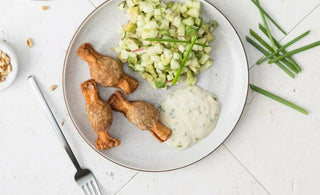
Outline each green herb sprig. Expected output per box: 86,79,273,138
269,41,320,63
246,36,295,78
258,24,301,72
255,0,277,51
257,30,310,65
250,0,287,35
172,36,198,85
249,29,298,74
250,84,308,115
145,38,209,47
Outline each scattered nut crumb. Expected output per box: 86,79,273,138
0,49,12,83
61,119,65,126
26,38,33,48
7,64,12,73
49,84,57,91
41,6,49,10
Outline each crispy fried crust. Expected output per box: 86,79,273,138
116,73,139,95
108,91,172,142
96,131,120,150
77,43,138,94
80,79,120,150
150,122,173,142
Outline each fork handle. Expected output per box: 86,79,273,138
28,75,82,171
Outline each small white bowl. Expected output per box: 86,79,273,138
0,41,19,91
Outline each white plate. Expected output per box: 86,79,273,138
0,41,18,91
63,0,248,171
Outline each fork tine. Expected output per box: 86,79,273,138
90,179,102,195
82,185,90,195
86,182,95,195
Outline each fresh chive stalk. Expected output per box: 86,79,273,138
269,41,320,63
145,38,209,47
250,29,273,51
250,0,287,35
259,24,301,72
172,36,198,85
256,0,277,51
249,29,298,73
250,84,308,115
246,36,295,78
257,30,310,64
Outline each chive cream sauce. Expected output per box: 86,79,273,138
159,86,220,149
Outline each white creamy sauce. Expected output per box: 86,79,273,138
159,86,220,149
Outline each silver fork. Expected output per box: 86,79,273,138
28,75,102,195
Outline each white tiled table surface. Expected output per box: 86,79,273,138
1,0,320,194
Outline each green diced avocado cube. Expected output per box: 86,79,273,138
154,73,167,88
201,23,209,31
211,20,218,31
155,77,166,88
128,56,137,64
195,52,202,58
123,23,137,33
160,29,170,36
182,13,188,18
167,1,174,8
197,27,205,36
146,65,158,78
142,72,153,82
186,70,197,86
195,17,202,27
118,1,126,9
185,25,197,36
206,33,214,42
117,53,127,63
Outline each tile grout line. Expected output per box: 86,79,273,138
222,144,272,195
87,0,97,8
249,2,320,71
114,172,140,195
285,3,320,36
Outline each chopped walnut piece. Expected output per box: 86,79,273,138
41,6,49,10
26,38,33,48
49,85,57,91
0,49,12,83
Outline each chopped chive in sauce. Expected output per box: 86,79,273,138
158,106,165,113
177,145,182,148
